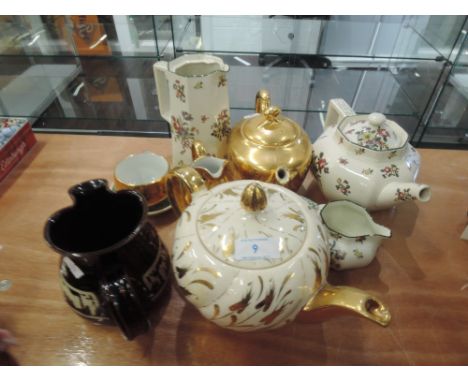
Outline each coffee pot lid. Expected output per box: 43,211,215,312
339,112,406,151
195,181,307,270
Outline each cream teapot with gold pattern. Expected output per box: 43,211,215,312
312,99,431,210
165,169,391,331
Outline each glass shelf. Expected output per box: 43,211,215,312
423,18,468,147
0,15,466,148
0,15,164,58
0,56,164,123
0,50,446,148
0,55,444,124
172,16,465,62
227,59,444,118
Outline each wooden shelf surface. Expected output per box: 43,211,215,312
0,133,467,365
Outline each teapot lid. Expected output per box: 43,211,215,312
195,181,307,270
339,112,407,151
239,90,302,147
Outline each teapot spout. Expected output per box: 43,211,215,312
377,182,431,210
304,284,391,327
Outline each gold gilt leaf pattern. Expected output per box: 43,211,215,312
195,267,222,278
198,212,224,223
188,279,214,290
308,246,321,259
258,230,273,238
312,259,322,292
283,212,305,224
317,225,327,242
229,315,237,326
293,224,304,231
221,234,234,257
260,302,290,325
279,289,292,302
257,276,264,298
229,289,253,314
255,286,275,312
211,304,220,319
183,210,191,222
222,189,239,197
176,241,192,260
278,273,295,296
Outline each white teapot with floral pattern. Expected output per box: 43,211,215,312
166,169,391,332
154,54,230,166
311,99,431,210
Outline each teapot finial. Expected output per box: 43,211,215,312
368,112,386,127
241,183,267,212
264,106,281,122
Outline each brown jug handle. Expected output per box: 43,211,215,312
100,271,150,340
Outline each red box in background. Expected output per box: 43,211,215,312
0,118,36,183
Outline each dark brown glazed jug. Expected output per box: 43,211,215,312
44,179,170,340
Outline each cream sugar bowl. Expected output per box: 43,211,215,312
312,99,431,211
167,173,391,332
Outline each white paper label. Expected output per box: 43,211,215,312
63,257,85,279
234,237,280,261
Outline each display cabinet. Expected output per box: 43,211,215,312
0,15,170,136
0,15,466,147
417,17,468,148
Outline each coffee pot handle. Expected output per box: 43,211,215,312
153,61,171,122
324,99,355,130
100,272,150,340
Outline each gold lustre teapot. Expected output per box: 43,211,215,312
226,90,313,191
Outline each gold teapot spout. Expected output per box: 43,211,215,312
304,284,391,327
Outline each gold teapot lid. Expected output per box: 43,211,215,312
241,90,301,147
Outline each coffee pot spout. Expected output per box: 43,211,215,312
377,182,432,210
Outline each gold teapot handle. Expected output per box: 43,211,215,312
166,166,206,216
303,284,391,327
255,89,271,113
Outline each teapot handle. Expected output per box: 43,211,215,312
324,99,355,130
303,284,391,327
153,61,171,122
